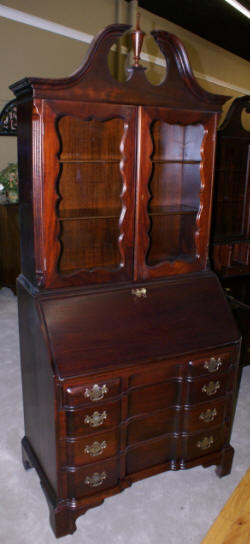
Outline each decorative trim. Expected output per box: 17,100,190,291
1,4,249,95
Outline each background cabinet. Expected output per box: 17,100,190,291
12,23,241,537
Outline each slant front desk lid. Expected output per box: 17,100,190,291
39,274,240,379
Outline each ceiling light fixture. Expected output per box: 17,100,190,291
224,0,250,19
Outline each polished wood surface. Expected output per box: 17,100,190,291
201,467,250,544
12,23,240,538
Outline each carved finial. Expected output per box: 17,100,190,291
131,13,145,67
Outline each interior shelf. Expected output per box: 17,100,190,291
148,205,198,216
58,208,121,220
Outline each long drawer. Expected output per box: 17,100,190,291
126,434,177,475
127,406,180,444
128,380,181,416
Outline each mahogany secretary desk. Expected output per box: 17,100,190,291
11,24,241,537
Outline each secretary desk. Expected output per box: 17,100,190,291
11,23,241,537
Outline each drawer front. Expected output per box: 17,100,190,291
63,378,121,408
128,380,180,416
183,397,228,432
186,371,233,405
66,457,119,499
183,426,227,461
65,428,120,466
126,434,177,475
129,362,180,389
187,351,233,377
65,400,121,437
127,406,179,445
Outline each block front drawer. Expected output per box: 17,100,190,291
65,456,120,499
187,351,233,377
186,371,233,405
65,399,121,437
127,406,180,445
183,426,228,461
126,434,177,475
183,397,228,432
128,380,181,416
63,379,121,408
64,428,120,467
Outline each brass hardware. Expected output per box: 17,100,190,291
132,288,147,298
84,471,107,488
202,381,220,396
204,357,222,373
199,408,217,423
84,410,107,428
197,436,214,450
84,440,107,457
84,384,108,402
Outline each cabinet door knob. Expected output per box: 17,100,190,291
85,472,107,487
199,408,217,423
202,381,220,396
84,384,108,402
197,436,214,450
84,410,107,427
204,357,222,373
84,440,107,457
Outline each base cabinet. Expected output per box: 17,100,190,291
18,275,240,538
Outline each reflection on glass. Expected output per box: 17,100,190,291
56,116,124,272
147,121,204,266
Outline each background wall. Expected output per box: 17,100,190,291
0,0,249,169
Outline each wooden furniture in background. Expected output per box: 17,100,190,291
0,99,20,291
212,96,250,365
212,95,250,277
11,23,241,537
0,202,20,291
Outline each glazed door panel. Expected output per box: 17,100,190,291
40,100,137,288
134,107,218,280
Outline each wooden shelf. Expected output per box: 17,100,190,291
59,159,120,164
149,205,198,216
58,207,121,220
152,159,200,164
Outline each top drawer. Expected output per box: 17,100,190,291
63,378,121,407
187,351,233,378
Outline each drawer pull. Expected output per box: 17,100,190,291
202,381,220,396
84,384,108,402
84,410,107,428
199,408,217,423
132,288,147,298
204,357,222,373
197,436,214,450
84,440,107,457
85,471,107,488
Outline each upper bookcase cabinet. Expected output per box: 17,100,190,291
11,24,227,290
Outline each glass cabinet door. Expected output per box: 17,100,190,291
135,107,215,279
42,101,136,288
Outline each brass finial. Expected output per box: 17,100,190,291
131,13,145,67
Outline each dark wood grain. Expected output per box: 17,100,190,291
12,23,240,538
